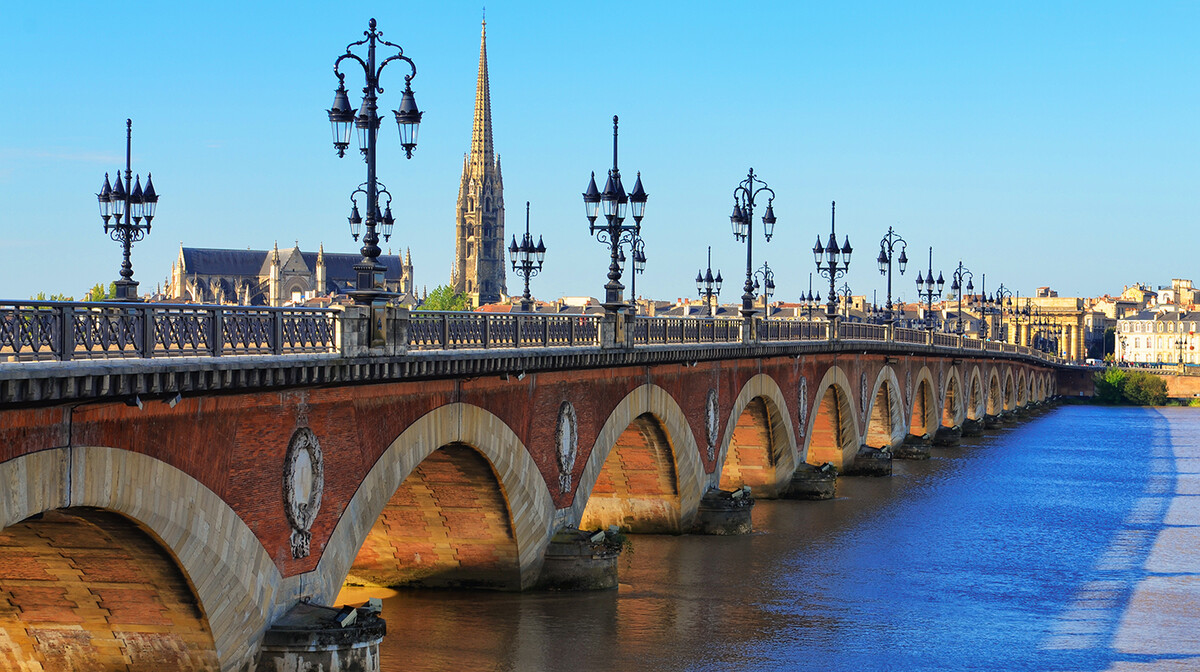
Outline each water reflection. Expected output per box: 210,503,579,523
339,406,1197,672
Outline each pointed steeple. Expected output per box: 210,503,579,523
470,18,494,171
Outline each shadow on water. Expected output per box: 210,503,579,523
358,406,1181,672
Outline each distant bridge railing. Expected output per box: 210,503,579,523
0,301,337,361
1,301,1068,366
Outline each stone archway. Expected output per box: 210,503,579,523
908,367,938,438
864,367,905,449
987,369,1003,415
968,367,985,420
1003,369,1017,411
802,366,861,469
942,367,965,427
717,374,799,497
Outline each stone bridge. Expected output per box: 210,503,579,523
0,302,1082,670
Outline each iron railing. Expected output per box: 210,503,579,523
0,301,337,362
1,300,1068,367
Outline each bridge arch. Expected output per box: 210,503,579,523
864,367,905,449
942,367,966,427
967,367,984,420
908,366,938,439
1017,371,1028,406
987,369,1003,415
1003,369,1017,411
0,447,276,671
717,373,799,497
316,403,555,597
802,366,862,469
573,384,706,534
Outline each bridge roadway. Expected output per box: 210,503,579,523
0,302,1091,670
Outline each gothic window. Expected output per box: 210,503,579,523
485,197,492,212
469,198,475,212
468,243,474,258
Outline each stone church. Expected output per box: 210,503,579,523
451,19,507,308
168,243,415,306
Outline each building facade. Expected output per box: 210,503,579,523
1116,310,1200,365
451,20,507,308
168,243,414,306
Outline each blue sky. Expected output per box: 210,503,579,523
2,1,1197,304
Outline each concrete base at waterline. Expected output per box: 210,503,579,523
961,418,984,437
982,414,1001,429
535,527,622,591
844,445,893,477
257,602,386,672
932,425,962,447
782,463,838,500
694,487,755,535
894,434,931,460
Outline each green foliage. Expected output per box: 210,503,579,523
1124,371,1168,406
83,282,118,302
1189,398,1200,408
30,292,74,301
1093,367,1126,404
417,285,472,311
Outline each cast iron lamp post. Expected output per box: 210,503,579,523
753,262,776,318
583,116,647,316
508,201,546,312
948,261,974,336
839,282,853,318
913,247,944,332
875,226,908,325
327,18,422,306
813,201,852,319
97,119,159,302
992,283,1014,342
803,273,821,319
626,235,647,314
729,169,777,318
696,246,722,317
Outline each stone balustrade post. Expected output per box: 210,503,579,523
338,305,409,357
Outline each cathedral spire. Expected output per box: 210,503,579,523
470,18,494,171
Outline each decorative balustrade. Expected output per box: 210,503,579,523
0,301,337,362
407,312,600,350
1,301,1069,367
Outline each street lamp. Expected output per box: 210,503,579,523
626,236,647,314
696,246,722,317
802,273,821,320
813,201,852,319
583,116,647,316
839,282,853,318
729,168,777,318
876,226,908,325
948,260,974,335
753,262,776,318
327,18,422,306
97,119,159,302
913,247,944,332
993,283,1014,342
509,201,546,312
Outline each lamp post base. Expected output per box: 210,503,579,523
111,280,140,302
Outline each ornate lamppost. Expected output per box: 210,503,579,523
875,226,908,325
913,247,944,332
326,18,422,306
508,201,546,312
992,283,1014,342
626,236,647,314
813,201,852,319
839,282,853,318
729,169,777,318
583,116,647,317
696,246,722,317
803,273,821,319
753,262,775,318
948,260,974,335
97,119,159,302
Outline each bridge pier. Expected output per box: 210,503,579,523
982,414,1001,429
844,445,892,476
932,425,963,447
693,487,755,535
782,463,838,500
535,527,623,591
256,602,386,672
961,418,984,436
895,434,932,460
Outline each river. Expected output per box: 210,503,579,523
349,405,1200,671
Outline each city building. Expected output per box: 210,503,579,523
168,243,415,306
451,19,507,308
1116,309,1200,365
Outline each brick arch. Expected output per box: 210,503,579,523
716,373,799,497
570,384,705,534
942,367,966,427
987,369,1003,415
908,366,938,438
864,367,905,449
802,366,862,469
1003,369,1017,411
1017,371,1028,406
0,447,278,672
316,403,555,597
967,366,985,420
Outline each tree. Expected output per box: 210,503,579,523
84,282,117,302
1093,367,1126,404
417,285,471,311
1124,371,1168,406
30,292,74,301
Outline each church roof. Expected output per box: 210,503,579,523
181,247,268,276
181,247,405,282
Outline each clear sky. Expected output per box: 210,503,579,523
2,1,1197,304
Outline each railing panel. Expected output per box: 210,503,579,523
894,327,925,344
838,322,887,341
933,333,958,348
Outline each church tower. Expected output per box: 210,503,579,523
452,19,506,307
